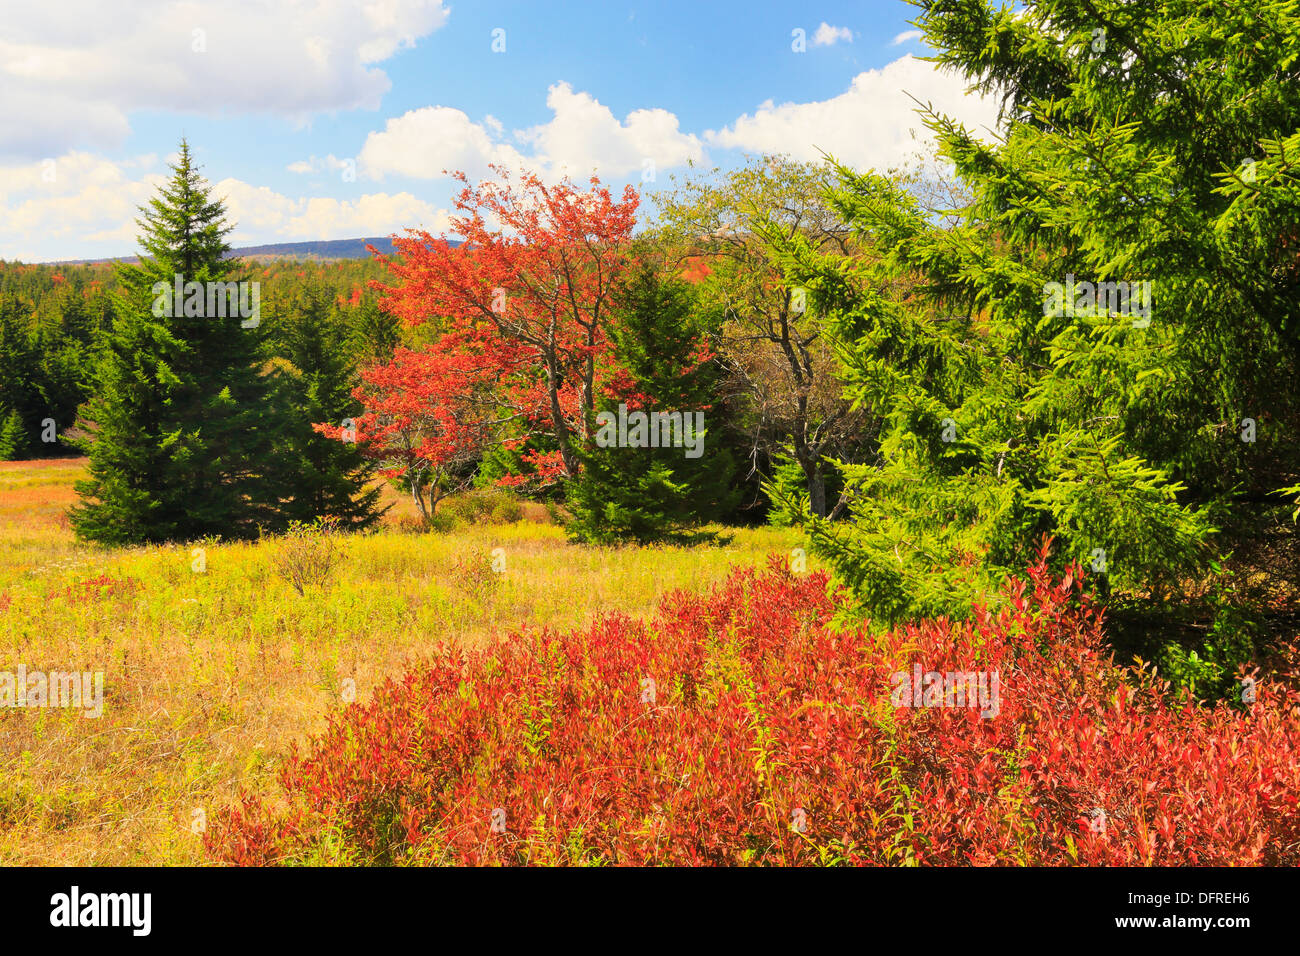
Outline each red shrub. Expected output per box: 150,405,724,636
205,546,1300,866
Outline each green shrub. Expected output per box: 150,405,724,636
443,488,522,526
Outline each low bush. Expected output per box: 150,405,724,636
447,551,502,602
270,519,343,595
206,543,1300,866
422,512,457,534
442,489,523,526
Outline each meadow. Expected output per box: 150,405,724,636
0,458,808,865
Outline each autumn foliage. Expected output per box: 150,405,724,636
314,341,500,521
205,544,1300,866
332,167,640,494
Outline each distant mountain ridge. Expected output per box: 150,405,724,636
225,237,405,261
46,236,458,266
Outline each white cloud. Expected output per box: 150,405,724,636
3,49,1006,262
0,0,451,159
704,55,1001,172
284,155,357,177
892,30,924,45
357,107,534,182
0,87,132,160
0,151,449,261
0,153,167,259
355,83,705,183
215,182,451,242
812,23,853,47
519,83,705,178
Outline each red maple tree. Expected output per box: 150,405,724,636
315,322,516,521
315,167,641,515
369,166,639,479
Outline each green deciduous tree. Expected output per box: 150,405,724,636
654,156,872,518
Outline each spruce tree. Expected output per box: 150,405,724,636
568,262,739,544
262,283,384,529
0,299,40,459
767,0,1300,626
0,408,23,461
71,141,276,543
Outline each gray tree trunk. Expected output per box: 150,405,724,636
807,471,827,518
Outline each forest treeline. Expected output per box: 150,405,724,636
0,256,393,458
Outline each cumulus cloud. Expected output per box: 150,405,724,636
812,23,853,47
215,180,450,242
0,0,451,159
519,83,705,178
355,83,705,183
0,152,448,261
704,55,1001,172
892,30,924,45
357,107,534,182
0,153,166,259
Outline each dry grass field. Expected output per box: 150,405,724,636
0,458,810,865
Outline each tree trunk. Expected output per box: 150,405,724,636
807,470,827,518
545,356,580,476
411,475,430,524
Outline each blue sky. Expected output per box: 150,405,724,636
0,1,998,262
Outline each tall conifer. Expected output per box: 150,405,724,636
568,262,739,543
262,283,384,529
72,141,275,543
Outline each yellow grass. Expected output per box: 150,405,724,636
0,458,812,865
